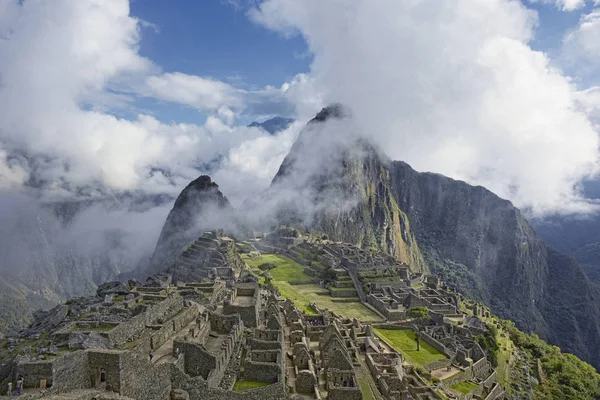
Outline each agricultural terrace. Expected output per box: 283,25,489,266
232,379,270,391
241,253,382,321
450,380,479,394
373,328,447,367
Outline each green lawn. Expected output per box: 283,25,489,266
277,282,380,320
374,328,447,367
241,254,313,282
358,377,375,400
450,380,479,394
232,379,270,391
241,253,381,321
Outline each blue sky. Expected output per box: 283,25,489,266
129,0,310,125
124,0,598,125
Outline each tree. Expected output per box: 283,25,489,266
407,306,430,322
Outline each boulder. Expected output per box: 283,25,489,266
68,332,87,349
20,305,69,337
83,332,111,350
97,281,130,298
128,278,143,288
145,273,172,288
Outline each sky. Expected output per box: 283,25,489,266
1,0,600,217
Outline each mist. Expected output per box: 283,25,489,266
250,0,600,216
0,190,170,300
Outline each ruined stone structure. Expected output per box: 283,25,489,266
170,232,244,282
1,233,506,400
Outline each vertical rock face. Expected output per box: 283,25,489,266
151,176,232,271
268,104,426,272
268,104,600,368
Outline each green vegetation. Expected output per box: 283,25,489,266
406,306,430,322
373,328,446,367
503,320,600,400
242,254,312,282
113,295,124,302
232,379,270,391
474,322,499,367
258,262,276,271
242,253,380,320
450,380,479,394
277,282,379,320
358,377,375,400
273,225,300,238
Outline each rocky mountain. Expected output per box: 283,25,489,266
248,116,295,134
150,175,232,272
264,104,600,369
533,214,600,285
149,105,600,370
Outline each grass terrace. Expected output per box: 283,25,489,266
242,253,381,321
232,379,270,391
242,253,313,282
374,328,447,367
450,380,479,394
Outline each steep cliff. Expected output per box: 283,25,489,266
387,160,600,367
269,104,426,272
151,175,232,271
268,105,600,369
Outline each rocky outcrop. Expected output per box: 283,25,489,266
96,281,130,298
151,176,232,272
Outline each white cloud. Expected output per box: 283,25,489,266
529,0,587,11
146,72,244,112
0,0,303,202
213,122,303,206
562,8,600,73
251,0,600,215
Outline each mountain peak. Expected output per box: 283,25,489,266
247,116,295,134
150,175,231,271
310,103,351,123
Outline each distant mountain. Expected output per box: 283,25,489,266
248,116,295,134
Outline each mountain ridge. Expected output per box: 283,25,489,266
148,104,600,369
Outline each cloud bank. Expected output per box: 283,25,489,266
250,0,600,215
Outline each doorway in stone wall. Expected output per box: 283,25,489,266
94,368,107,389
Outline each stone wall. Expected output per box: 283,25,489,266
417,331,452,358
295,370,317,394
247,338,281,350
243,358,281,383
52,351,90,393
176,340,216,380
15,359,53,388
170,364,286,400
151,305,200,350
108,298,183,347
88,350,122,392
327,386,363,400
223,288,259,328
120,346,172,400
367,295,406,321
329,288,358,297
